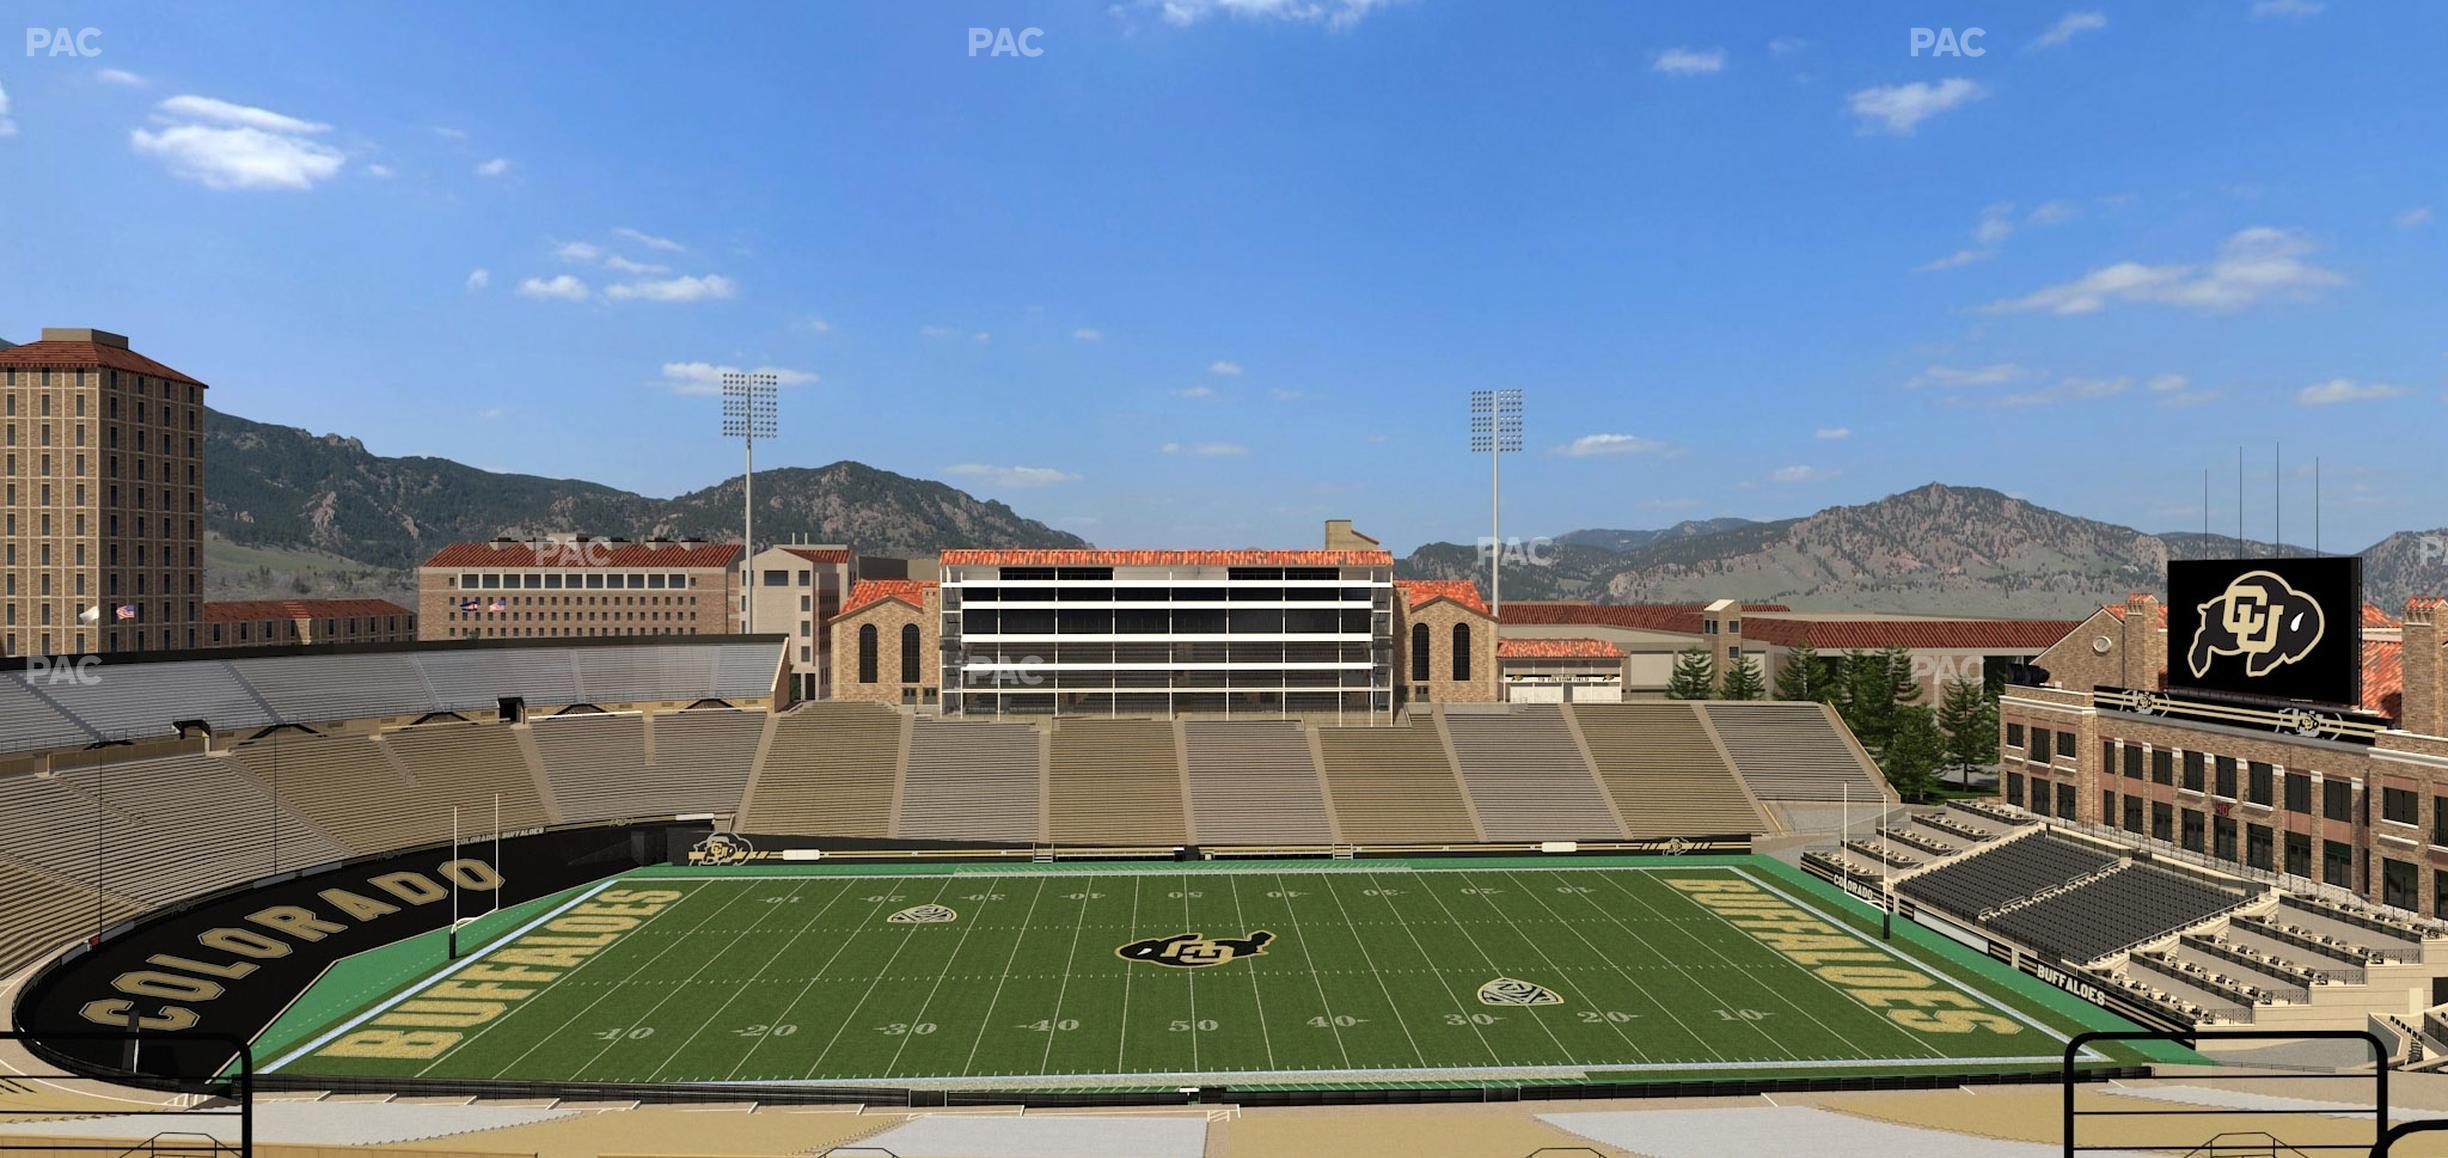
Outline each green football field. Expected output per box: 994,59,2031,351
261,858,2153,1090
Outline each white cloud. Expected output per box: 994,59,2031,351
97,68,147,88
2031,10,2107,49
797,315,832,334
1073,328,1103,341
515,274,589,301
1972,202,2016,245
1160,440,1249,457
1910,363,2033,388
1269,388,1306,401
364,162,395,179
2149,374,2219,408
604,274,737,303
552,241,603,263
1914,248,1995,273
1985,227,2344,314
602,255,669,275
1847,78,1985,135
1814,427,1852,440
2026,199,2081,226
1994,375,2130,407
1557,433,1671,457
1652,47,1727,76
464,268,490,292
129,94,344,189
2397,207,2434,229
946,463,1081,489
2296,378,2409,406
1172,386,1217,399
1146,0,1404,32
474,157,511,178
433,126,469,141
0,83,14,138
658,362,818,396
1209,360,1244,376
612,227,684,253
1767,36,1807,57
154,95,329,134
920,325,956,338
2250,0,2323,18
975,331,992,343
1767,465,1838,484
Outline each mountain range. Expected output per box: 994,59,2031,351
201,409,2447,619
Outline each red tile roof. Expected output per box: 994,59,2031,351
840,579,937,616
1497,601,1786,635
2366,639,2404,719
422,541,743,568
0,338,207,386
1498,637,1625,659
1739,617,2080,652
939,549,1393,567
780,547,854,565
203,598,412,622
1397,579,1490,616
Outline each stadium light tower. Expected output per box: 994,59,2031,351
1469,389,1523,617
721,371,778,633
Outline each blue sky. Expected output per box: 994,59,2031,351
2,1,2443,553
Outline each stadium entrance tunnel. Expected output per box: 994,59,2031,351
12,823,688,1087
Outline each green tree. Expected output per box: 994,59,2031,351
1718,654,1766,700
1773,643,1832,702
1665,647,1718,700
1880,704,1945,803
1936,675,2000,789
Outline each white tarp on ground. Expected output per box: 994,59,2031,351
0,1102,576,1146
857,1114,1209,1158
2104,1082,2448,1121
1541,1106,2161,1158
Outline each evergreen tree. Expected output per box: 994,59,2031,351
1665,647,1718,699
1937,675,2000,789
1772,643,1830,702
1718,654,1766,700
1880,705,1945,803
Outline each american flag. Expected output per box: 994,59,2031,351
459,598,481,613
489,600,507,612
114,604,137,622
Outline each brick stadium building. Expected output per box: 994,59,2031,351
744,544,858,700
200,598,417,647
0,329,206,657
1999,592,2448,918
418,536,741,641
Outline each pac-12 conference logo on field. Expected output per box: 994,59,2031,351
1117,930,1273,969
888,904,958,924
1478,977,1563,1007
688,832,756,866
2188,570,2326,680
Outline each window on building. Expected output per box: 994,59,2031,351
2384,858,2419,911
2122,794,2143,834
2007,723,2024,749
2326,779,2354,823
2215,756,2238,798
2124,742,2144,780
2384,786,2419,825
857,623,878,684
2055,783,2075,819
2285,832,2312,878
900,623,921,684
2030,728,2051,763
2248,762,2274,807
2152,800,2173,843
2057,731,2077,761
2181,809,2205,853
2285,772,2312,814
2102,790,2116,827
1410,622,1429,683
2005,771,2024,806
2213,817,2237,861
2152,748,2173,785
2325,840,2354,888
1453,623,1472,682
2031,783,2050,817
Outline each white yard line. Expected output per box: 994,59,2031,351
1354,872,1502,1065
1267,871,1353,1069
949,876,1049,1077
643,879,848,1083
801,876,964,1081
723,885,907,1081
1224,875,1279,1071
880,876,1003,1079
1035,876,1098,1074
1407,873,1582,1064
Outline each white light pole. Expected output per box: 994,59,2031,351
722,372,778,633
1469,389,1523,618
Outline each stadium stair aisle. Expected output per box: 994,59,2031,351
1047,717,1189,845
52,752,345,900
224,733,423,855
532,712,650,825
1569,703,1770,838
1705,701,1889,802
898,718,1043,843
1444,705,1626,842
737,702,901,837
1314,718,1478,844
1182,719,1336,845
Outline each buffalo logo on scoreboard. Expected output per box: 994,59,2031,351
2167,558,2362,707
1116,930,1274,969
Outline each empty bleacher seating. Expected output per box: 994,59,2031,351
534,713,653,824
1047,718,1187,845
1182,720,1334,845
14,662,268,745
1570,703,1768,838
242,653,431,724
0,857,141,978
378,722,553,841
1988,864,2251,963
0,768,155,898
742,703,899,836
1444,707,1621,842
225,733,421,855
1315,720,1476,844
52,752,345,900
645,708,763,815
1704,702,1887,802
0,677,95,753
899,719,1042,843
418,649,581,712
1897,831,2119,917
